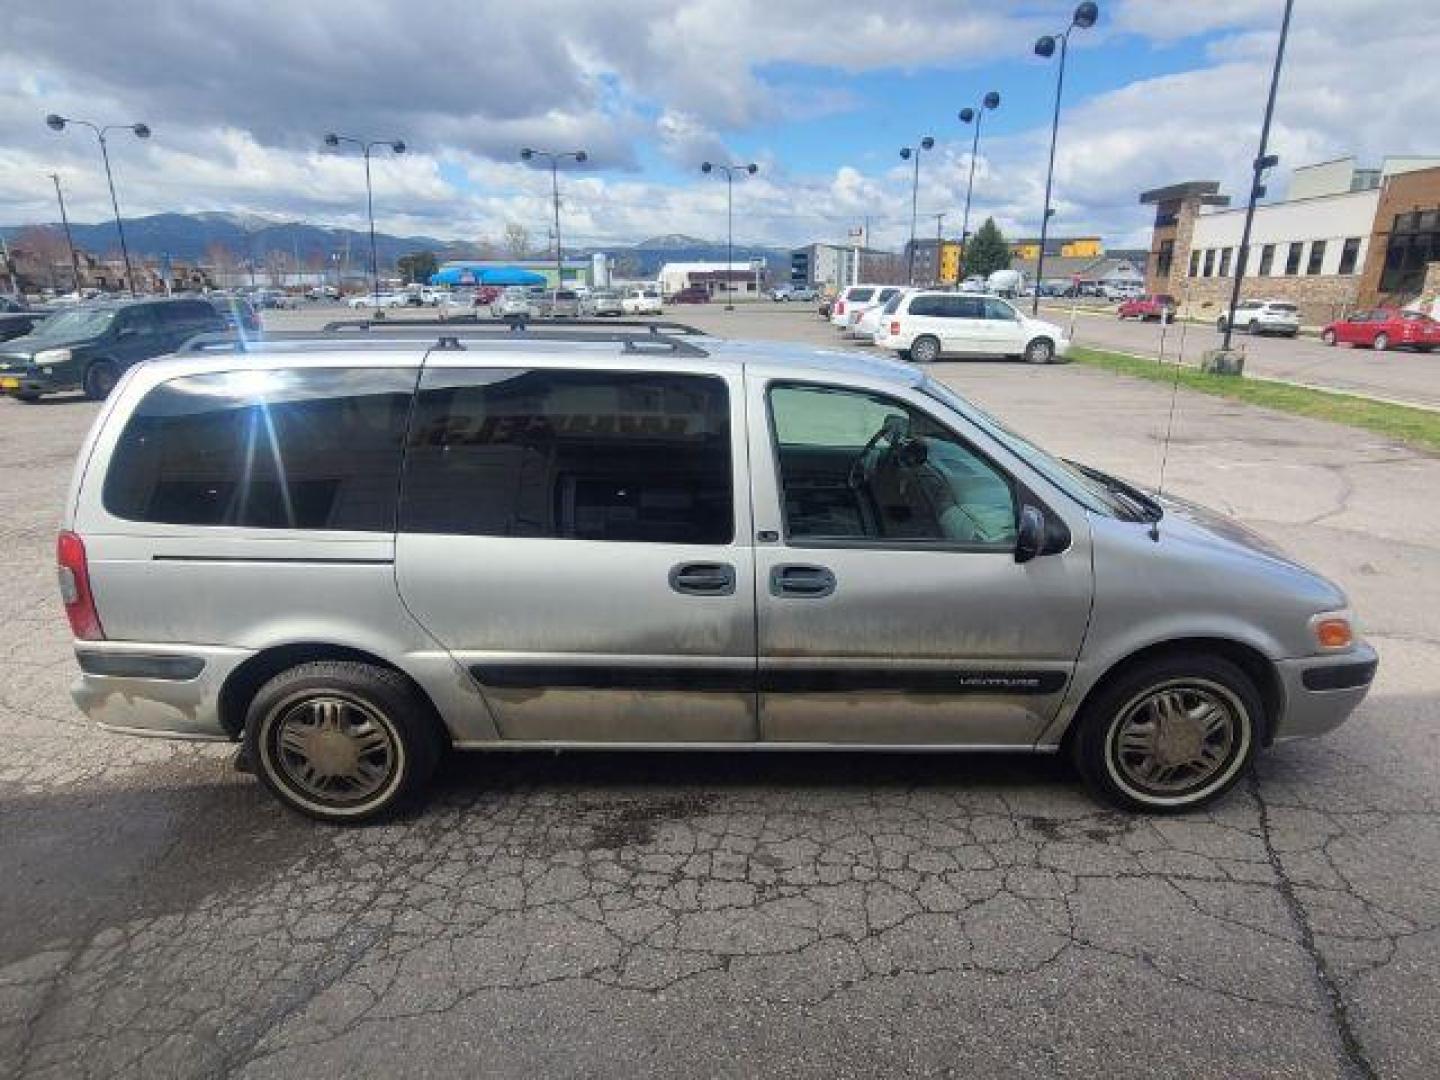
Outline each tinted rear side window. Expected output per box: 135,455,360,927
847,288,875,302
401,369,733,544
104,368,415,530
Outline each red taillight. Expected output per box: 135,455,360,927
57,531,104,640
835,300,845,314
889,320,901,335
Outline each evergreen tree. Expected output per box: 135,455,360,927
962,217,1011,279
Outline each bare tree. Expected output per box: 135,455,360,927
503,222,531,260
14,225,73,290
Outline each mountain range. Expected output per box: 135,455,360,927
1,213,790,276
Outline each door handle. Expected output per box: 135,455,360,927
669,562,736,596
770,564,836,598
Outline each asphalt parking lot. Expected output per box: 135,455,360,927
3,306,1439,1078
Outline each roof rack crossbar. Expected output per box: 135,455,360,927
320,316,707,335
178,327,711,357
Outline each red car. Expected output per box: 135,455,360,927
1117,294,1176,321
668,285,711,304
1322,308,1440,352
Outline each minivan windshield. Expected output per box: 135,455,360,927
26,307,115,341
919,378,1160,522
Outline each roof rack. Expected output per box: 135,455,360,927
178,318,711,358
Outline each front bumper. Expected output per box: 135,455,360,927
70,641,254,741
1272,641,1378,740
0,368,62,396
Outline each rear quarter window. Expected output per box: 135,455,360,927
103,368,415,531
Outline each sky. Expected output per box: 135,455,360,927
1,0,1437,253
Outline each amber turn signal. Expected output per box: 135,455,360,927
1314,618,1353,649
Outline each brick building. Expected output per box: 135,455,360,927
1140,157,1440,325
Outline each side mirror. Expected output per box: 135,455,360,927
1014,505,1046,564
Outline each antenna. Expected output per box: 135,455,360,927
1153,284,1192,539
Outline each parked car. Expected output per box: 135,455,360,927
204,295,262,334
669,285,711,305
591,289,624,316
771,283,818,302
548,290,582,318
58,324,1375,822
854,288,913,343
1117,294,1177,321
873,291,1069,364
0,311,49,342
1101,282,1144,301
306,286,340,301
831,284,901,335
1320,307,1440,352
621,286,663,316
0,297,226,401
1216,299,1301,338
348,292,409,309
490,288,534,319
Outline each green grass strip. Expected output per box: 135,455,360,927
1068,345,1440,454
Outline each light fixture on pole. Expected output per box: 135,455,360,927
324,132,406,304
46,114,150,296
1032,1,1098,314
700,161,758,310
957,91,1001,278
900,137,935,286
1221,0,1293,352
521,147,589,296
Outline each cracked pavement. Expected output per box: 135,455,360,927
2,310,1438,1078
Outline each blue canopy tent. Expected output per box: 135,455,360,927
428,264,547,287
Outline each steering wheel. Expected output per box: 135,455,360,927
847,425,896,490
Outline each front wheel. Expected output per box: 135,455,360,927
1024,337,1056,364
1373,333,1390,351
82,360,119,401
245,661,442,824
1072,653,1260,813
1322,329,1337,346
910,335,941,364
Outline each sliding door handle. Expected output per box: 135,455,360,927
770,564,836,598
669,562,736,596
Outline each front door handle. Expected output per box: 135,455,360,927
669,562,736,596
770,564,836,598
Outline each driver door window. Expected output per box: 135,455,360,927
767,383,1016,549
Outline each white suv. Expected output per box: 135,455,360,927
829,284,892,333
621,286,663,316
874,291,1070,364
1216,299,1300,338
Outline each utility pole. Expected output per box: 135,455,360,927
49,173,84,293
932,212,947,285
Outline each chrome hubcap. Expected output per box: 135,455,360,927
1112,683,1238,794
271,695,396,805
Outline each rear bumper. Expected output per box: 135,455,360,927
1272,642,1378,740
70,641,253,740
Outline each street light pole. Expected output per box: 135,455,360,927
957,91,1001,280
49,173,83,293
46,114,150,295
520,147,589,295
1032,2,1099,314
900,137,935,286
1221,0,1293,352
700,161,759,310
933,212,946,285
324,133,407,303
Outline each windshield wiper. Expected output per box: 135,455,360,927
1066,461,1163,523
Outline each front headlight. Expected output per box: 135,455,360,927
34,348,71,366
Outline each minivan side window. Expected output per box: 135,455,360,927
103,368,415,530
401,369,733,544
767,382,1016,549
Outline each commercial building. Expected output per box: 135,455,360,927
658,261,768,299
1140,156,1440,323
901,239,964,285
1010,236,1103,261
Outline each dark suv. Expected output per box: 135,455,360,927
0,297,226,402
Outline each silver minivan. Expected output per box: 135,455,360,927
60,325,1376,822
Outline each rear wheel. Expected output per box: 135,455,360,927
910,335,941,364
82,360,119,401
1072,653,1260,813
1322,329,1337,346
244,661,442,824
1024,337,1056,364
1247,320,1259,335
1373,332,1390,352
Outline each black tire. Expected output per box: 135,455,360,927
1216,317,1227,332
1373,332,1389,352
1247,320,1259,335
82,360,119,401
1071,652,1261,813
14,392,41,403
1322,329,1337,346
244,660,443,824
1024,337,1056,364
911,335,941,364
